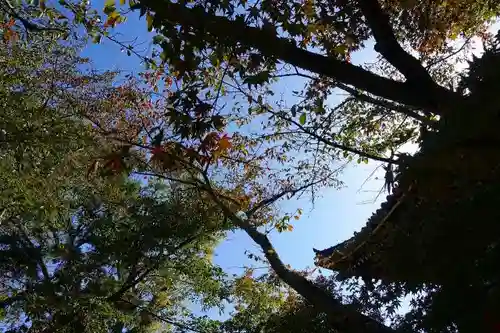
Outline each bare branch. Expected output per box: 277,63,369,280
424,36,474,69
132,171,201,188
245,177,328,218
224,80,400,165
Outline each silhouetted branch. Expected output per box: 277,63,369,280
199,172,404,333
335,82,435,127
357,0,433,85
227,81,401,165
245,177,329,218
136,0,461,113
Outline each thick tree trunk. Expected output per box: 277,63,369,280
138,0,460,114
203,161,407,333
237,218,408,333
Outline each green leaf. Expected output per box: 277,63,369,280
146,12,154,32
333,45,348,54
243,71,270,86
107,11,120,20
152,35,164,44
209,53,219,67
159,51,167,62
103,5,116,15
120,0,126,5
92,34,102,44
299,113,306,125
0,35,237,333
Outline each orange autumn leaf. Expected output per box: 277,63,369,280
3,28,18,43
218,134,232,151
165,76,173,87
3,18,15,28
103,17,117,28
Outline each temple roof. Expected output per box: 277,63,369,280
313,45,500,288
313,110,500,286
313,182,424,284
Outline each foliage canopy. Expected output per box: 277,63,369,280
2,0,500,333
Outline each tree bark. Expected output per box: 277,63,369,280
236,217,409,333
202,180,409,333
356,0,459,116
137,0,462,114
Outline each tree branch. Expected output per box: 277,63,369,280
356,0,459,112
335,82,436,127
198,173,404,333
225,80,400,165
136,0,457,113
245,177,329,218
108,234,200,301
237,222,403,333
0,1,63,33
117,298,206,333
267,106,401,165
356,0,433,84
12,221,51,282
295,116,400,164
424,36,473,69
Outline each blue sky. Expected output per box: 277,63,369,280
77,8,500,326
80,1,404,320
82,1,387,270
